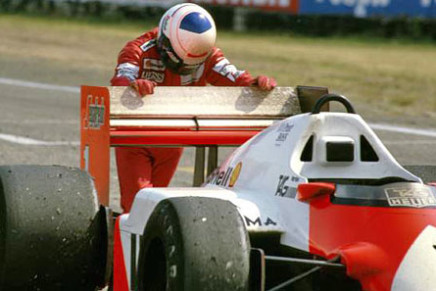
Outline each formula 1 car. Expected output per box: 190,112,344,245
1,87,435,291
112,94,436,291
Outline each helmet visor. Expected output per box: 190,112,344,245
158,34,202,75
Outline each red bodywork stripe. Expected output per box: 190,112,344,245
309,195,436,290
110,130,258,146
113,217,129,291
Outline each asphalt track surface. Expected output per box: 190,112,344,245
1,78,436,214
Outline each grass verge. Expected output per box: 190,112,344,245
1,13,435,123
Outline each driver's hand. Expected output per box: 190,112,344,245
254,75,277,91
130,79,157,96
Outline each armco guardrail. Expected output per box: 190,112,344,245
75,0,182,7
190,0,299,13
193,0,436,18
6,0,436,18
3,0,183,8
77,0,436,18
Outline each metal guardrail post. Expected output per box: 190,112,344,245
193,146,206,186
207,146,218,177
233,7,248,32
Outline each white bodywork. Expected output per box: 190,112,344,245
391,225,436,290
118,111,423,290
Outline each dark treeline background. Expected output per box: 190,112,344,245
2,0,436,41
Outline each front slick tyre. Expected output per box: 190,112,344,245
138,197,250,291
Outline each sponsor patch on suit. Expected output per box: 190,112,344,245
143,71,165,83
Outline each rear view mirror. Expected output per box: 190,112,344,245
297,182,336,202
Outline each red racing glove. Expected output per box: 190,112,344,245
254,75,277,91
130,79,157,96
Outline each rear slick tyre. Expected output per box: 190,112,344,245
138,197,250,291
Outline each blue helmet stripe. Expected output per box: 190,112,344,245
180,12,212,34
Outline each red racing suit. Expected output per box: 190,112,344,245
111,27,257,212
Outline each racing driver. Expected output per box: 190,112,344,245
111,3,277,212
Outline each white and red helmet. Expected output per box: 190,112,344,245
157,3,217,75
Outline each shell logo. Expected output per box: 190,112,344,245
229,162,242,187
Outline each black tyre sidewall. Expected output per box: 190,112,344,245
139,200,184,291
138,197,250,291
